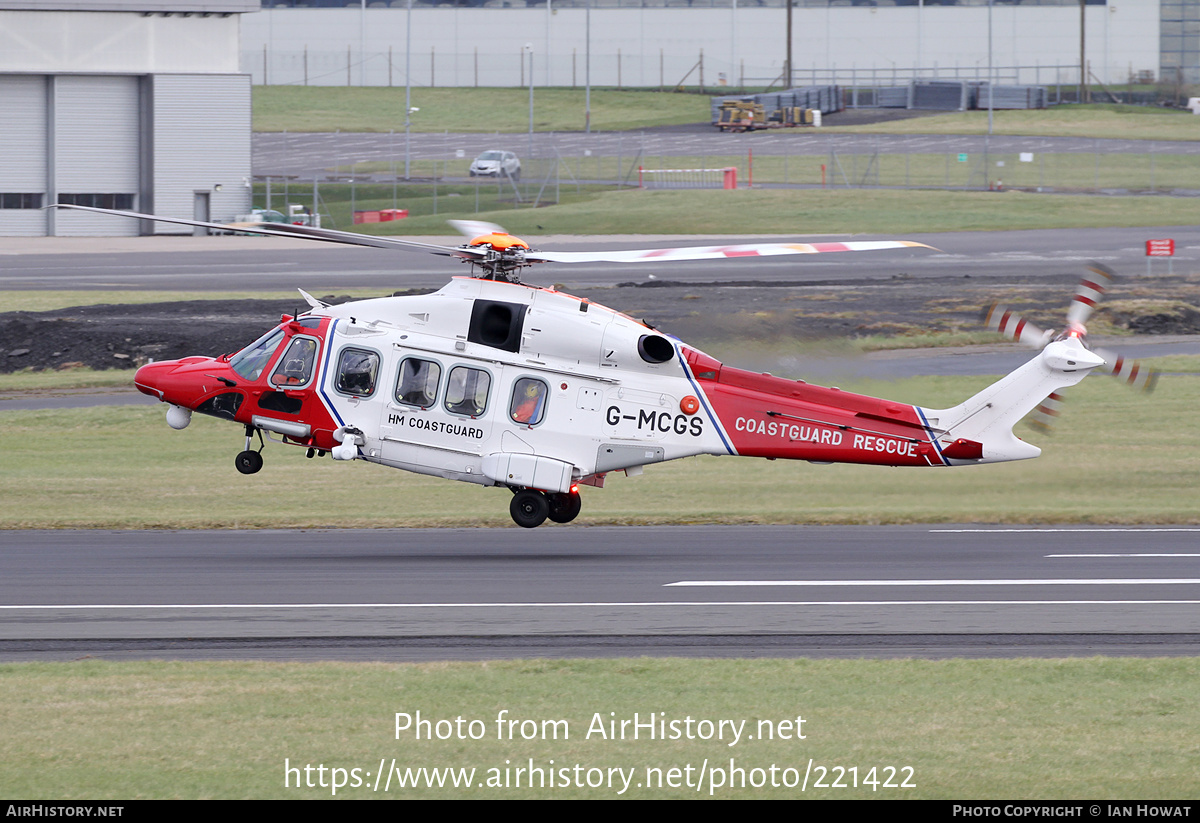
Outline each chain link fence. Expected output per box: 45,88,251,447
252,131,1200,226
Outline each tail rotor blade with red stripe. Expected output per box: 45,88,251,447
1093,348,1159,393
1066,263,1115,329
983,304,1051,349
1028,391,1068,433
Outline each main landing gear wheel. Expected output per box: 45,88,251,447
510,489,549,529
235,450,263,475
547,491,582,524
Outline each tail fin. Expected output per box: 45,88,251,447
918,339,1105,464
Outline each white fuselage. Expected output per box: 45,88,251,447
311,277,728,489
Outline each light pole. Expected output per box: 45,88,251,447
785,0,792,89
404,0,412,178
525,43,534,159
585,0,591,133
985,0,993,189
987,0,993,136
1079,0,1088,103
404,106,418,179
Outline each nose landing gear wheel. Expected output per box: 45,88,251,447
510,489,549,528
235,450,264,475
547,491,582,524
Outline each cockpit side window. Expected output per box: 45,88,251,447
395,357,441,408
269,337,319,389
229,328,286,381
336,347,380,397
444,366,490,417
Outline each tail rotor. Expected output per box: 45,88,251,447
982,264,1157,431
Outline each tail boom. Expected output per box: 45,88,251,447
686,339,1105,469
685,352,945,467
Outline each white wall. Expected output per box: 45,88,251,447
153,75,253,232
0,10,243,74
240,2,1160,88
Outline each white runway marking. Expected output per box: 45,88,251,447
931,532,1200,537
4,599,1200,610
1047,554,1200,558
665,579,1200,587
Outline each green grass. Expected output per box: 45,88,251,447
0,368,135,392
334,188,1200,237
2,658,1199,799
727,151,1200,192
253,89,1200,143
253,86,711,133
824,104,1200,142
2,363,1196,529
280,180,621,232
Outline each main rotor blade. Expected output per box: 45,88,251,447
243,220,485,260
50,205,930,272
982,304,1052,349
1066,263,1115,329
524,239,933,265
49,204,484,260
448,219,507,239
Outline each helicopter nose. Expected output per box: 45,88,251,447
134,357,220,406
134,360,175,400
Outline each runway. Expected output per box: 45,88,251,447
2,526,1199,661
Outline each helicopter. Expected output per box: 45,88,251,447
54,204,1156,527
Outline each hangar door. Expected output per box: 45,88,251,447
54,75,141,237
0,76,48,237
0,74,140,237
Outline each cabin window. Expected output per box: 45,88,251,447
395,357,442,408
444,366,491,417
229,328,286,381
269,337,319,388
509,378,548,426
335,348,380,397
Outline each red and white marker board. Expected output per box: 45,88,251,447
1146,239,1175,274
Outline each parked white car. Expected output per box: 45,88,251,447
469,150,521,180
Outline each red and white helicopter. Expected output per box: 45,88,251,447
58,205,1156,527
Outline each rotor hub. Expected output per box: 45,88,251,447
463,234,532,282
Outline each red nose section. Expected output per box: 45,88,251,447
133,361,174,399
134,357,224,407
